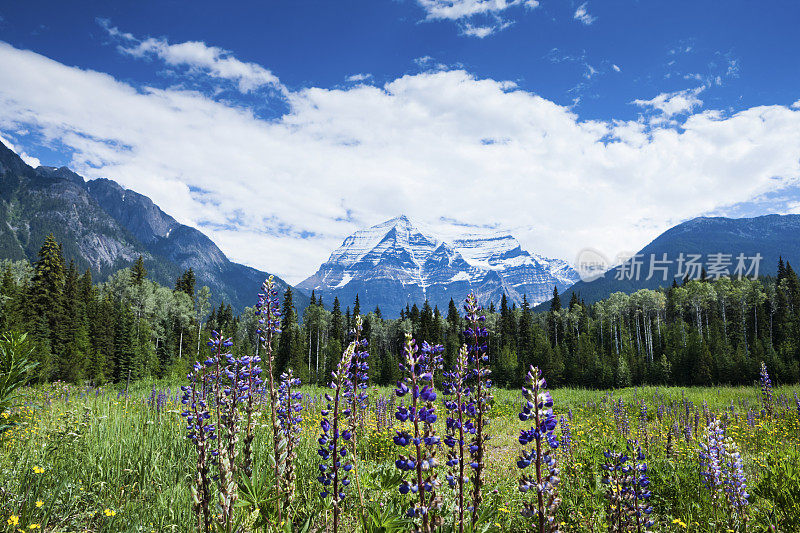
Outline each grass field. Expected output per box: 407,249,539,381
2,381,800,532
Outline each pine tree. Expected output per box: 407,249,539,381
331,297,344,348
277,287,297,375
175,268,196,299
353,294,361,317
550,286,561,312
28,234,66,376
131,256,148,285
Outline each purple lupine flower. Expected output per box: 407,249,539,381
722,437,748,523
181,330,240,531
463,293,492,524
318,341,357,533
627,441,655,531
760,361,774,416
613,399,630,438
393,334,444,532
345,315,370,514
559,415,572,457
601,448,630,530
277,369,303,505
794,392,800,425
254,276,284,521
443,344,470,533
699,419,749,525
638,401,648,445
518,366,561,532
699,419,725,494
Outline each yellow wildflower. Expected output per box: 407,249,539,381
7,515,19,526
104,509,116,517
35,501,43,508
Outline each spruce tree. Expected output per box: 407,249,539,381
28,234,66,376
277,287,297,375
131,256,148,285
175,268,196,299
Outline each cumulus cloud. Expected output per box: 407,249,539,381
1,41,800,284
632,87,704,117
574,3,596,25
97,19,284,95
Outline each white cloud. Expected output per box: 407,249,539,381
346,73,372,83
416,0,537,38
461,22,507,38
793,99,800,109
1,41,800,285
417,0,534,20
632,87,704,117
98,19,283,95
573,3,596,25
612,64,621,72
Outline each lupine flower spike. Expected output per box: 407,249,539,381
255,276,283,521
180,347,216,532
699,419,748,529
393,334,444,532
518,365,561,533
463,293,492,525
318,342,357,533
601,441,653,533
277,369,303,513
443,344,470,533
346,315,370,519
627,441,654,532
759,361,774,417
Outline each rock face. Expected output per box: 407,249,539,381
0,140,304,311
298,215,579,315
543,214,800,309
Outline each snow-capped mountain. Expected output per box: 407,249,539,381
298,215,579,314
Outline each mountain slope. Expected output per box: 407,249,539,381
0,140,303,311
298,215,579,314
545,214,800,308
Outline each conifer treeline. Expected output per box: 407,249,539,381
4,235,800,387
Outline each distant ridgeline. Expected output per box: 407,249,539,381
4,229,799,388
0,140,304,312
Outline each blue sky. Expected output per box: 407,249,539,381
0,1,799,282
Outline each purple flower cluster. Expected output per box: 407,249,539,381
393,335,444,532
517,365,561,532
463,293,492,524
442,344,471,532
699,419,749,525
255,276,286,521
345,315,370,516
601,441,654,532
180,331,239,530
559,415,572,456
277,369,303,503
760,361,774,416
318,341,357,533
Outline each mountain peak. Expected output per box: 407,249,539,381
36,165,85,185
299,218,579,314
